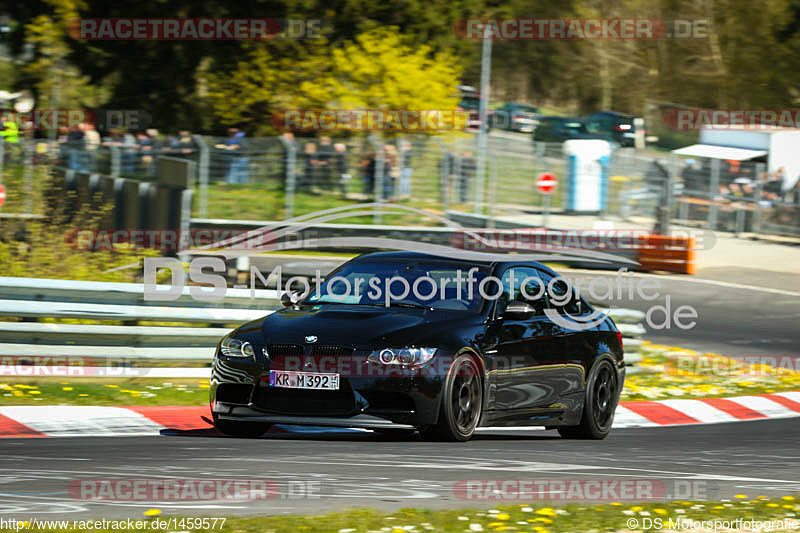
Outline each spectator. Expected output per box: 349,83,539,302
360,149,377,195
171,130,197,158
303,142,318,191
83,122,101,172
120,129,137,175
137,131,154,174
317,136,334,190
216,128,248,184
66,124,85,171
383,144,399,199
334,142,349,195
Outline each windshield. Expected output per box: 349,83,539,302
458,96,480,110
305,260,489,311
563,121,587,133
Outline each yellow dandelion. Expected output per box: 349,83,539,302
533,517,553,524
143,509,161,517
734,494,748,499
630,506,643,512
62,387,73,391
28,390,41,395
496,513,510,520
104,384,119,388
78,393,89,397
654,509,667,515
535,508,556,517
767,503,779,507
610,502,623,506
487,522,504,528
782,496,795,501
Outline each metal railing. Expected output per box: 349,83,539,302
0,276,645,367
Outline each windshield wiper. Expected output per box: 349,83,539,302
387,301,432,310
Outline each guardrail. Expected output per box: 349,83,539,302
0,276,646,367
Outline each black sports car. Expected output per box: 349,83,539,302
210,252,624,441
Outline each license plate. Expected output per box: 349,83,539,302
269,370,340,390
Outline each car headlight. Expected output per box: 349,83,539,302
367,347,437,367
220,337,255,358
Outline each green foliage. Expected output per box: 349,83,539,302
0,168,157,282
204,28,462,135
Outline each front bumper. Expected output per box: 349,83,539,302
210,353,444,428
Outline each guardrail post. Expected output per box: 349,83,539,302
193,135,209,218
280,135,297,219
369,134,384,224
487,156,497,228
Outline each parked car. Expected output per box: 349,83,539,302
490,103,539,132
210,251,625,442
533,116,614,144
585,111,642,147
457,85,491,131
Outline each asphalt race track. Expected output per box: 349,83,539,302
1,273,798,519
567,271,800,358
0,418,799,518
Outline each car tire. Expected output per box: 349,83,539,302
423,354,483,442
557,357,619,440
213,413,271,438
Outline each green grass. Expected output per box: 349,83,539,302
5,497,799,532
0,378,209,406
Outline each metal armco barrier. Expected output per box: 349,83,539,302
0,277,646,365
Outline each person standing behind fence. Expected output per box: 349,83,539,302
303,142,319,192
383,144,399,200
334,142,349,195
316,136,334,190
137,131,154,175
66,124,85,171
360,149,376,196
83,122,101,172
220,128,248,184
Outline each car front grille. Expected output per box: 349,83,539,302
311,345,354,357
267,344,304,357
253,384,357,416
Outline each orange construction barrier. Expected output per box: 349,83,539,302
636,235,696,274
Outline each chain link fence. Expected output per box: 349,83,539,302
2,134,799,238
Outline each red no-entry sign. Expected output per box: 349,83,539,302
0,185,6,208
536,172,557,194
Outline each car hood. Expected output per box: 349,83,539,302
259,304,472,347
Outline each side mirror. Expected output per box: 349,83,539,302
502,300,536,319
281,291,302,307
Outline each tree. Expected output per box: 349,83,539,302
204,27,462,135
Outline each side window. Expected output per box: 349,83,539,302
498,267,547,316
536,270,582,316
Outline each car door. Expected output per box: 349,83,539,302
484,267,567,418
537,269,592,401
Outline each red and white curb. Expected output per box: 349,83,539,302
0,391,798,438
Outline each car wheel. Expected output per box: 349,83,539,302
557,357,618,440
423,354,483,442
212,413,271,438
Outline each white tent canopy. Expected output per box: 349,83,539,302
671,144,768,161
